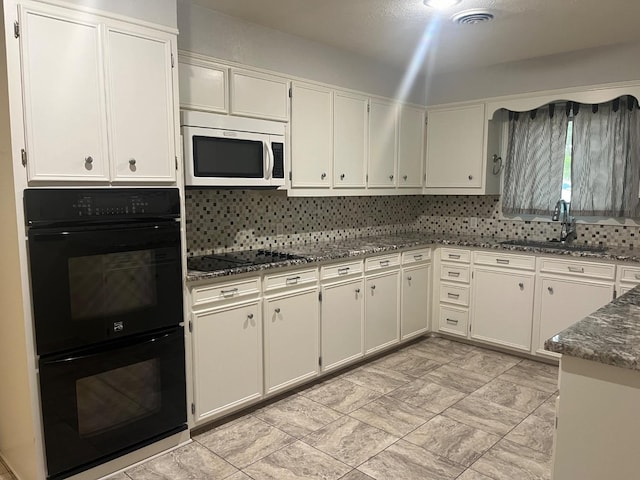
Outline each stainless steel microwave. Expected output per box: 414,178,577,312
181,111,286,188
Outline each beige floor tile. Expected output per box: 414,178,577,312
342,365,413,394
442,397,527,436
449,350,521,377
532,395,558,422
340,470,376,480
498,360,559,394
300,378,381,414
388,379,466,413
469,378,550,414
505,414,555,455
422,364,494,394
349,396,434,436
470,439,552,480
456,469,494,480
371,352,441,378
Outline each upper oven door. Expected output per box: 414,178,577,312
183,126,283,187
28,221,183,356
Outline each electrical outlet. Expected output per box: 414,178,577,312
469,217,478,228
276,222,284,237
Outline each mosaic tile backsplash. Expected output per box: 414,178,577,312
185,189,640,256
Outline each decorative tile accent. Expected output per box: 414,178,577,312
185,190,640,256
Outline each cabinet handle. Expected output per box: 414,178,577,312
496,259,510,265
286,276,301,285
129,158,136,166
338,267,350,275
413,254,423,261
355,288,361,294
220,288,238,297
340,173,345,180
321,172,327,179
447,271,461,277
371,285,376,290
380,260,390,267
568,266,585,273
447,292,460,299
446,318,459,325
468,175,474,180
389,175,394,181
274,307,281,314
84,156,93,165
519,282,524,290
448,254,461,259
407,276,412,281
403,175,408,181
247,313,254,320
548,286,554,294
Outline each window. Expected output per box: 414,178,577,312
561,118,573,203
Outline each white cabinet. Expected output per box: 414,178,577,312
364,256,400,353
368,98,398,188
191,300,262,423
321,278,364,372
435,248,471,338
290,82,332,188
263,287,319,394
333,91,368,188
106,27,175,182
178,61,228,113
230,69,289,122
397,105,425,188
400,263,431,340
19,3,176,183
534,258,615,358
616,264,640,295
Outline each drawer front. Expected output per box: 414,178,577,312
439,283,469,306
402,248,431,265
439,306,468,337
440,248,471,263
539,258,615,280
365,253,401,272
321,260,364,280
192,277,260,307
474,251,535,270
264,268,318,291
440,264,470,283
618,265,640,284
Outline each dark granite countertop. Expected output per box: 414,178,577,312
186,232,640,282
545,286,640,371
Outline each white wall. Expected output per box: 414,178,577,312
427,40,640,105
57,0,177,28
176,1,426,105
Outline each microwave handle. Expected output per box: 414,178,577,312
263,141,273,180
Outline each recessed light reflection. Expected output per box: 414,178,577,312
423,0,461,10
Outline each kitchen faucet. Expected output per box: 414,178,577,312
552,199,576,243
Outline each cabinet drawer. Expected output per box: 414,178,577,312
321,260,364,280
474,251,535,270
440,264,470,283
264,268,318,291
192,278,260,307
440,248,471,263
365,253,401,272
618,265,640,284
539,258,615,280
439,283,469,306
439,306,468,337
402,248,431,265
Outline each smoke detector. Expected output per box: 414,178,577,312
452,10,495,24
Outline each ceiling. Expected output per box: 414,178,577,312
187,0,640,75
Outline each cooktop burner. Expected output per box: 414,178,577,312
187,249,305,272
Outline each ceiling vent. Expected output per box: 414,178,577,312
452,10,495,25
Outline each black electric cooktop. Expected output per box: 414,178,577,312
187,249,305,272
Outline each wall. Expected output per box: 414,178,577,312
57,0,177,28
176,1,426,105
185,190,638,256
427,40,640,106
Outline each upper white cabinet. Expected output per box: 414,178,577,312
290,82,333,188
20,3,177,183
178,61,228,113
368,98,398,188
398,105,425,188
333,90,368,188
230,69,289,122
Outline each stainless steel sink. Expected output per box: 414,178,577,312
500,239,607,253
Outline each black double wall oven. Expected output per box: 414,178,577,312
25,188,187,480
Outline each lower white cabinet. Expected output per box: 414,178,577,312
263,288,320,394
471,268,535,352
364,270,400,354
321,278,364,372
191,300,262,423
400,263,430,340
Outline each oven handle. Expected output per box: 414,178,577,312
28,220,179,238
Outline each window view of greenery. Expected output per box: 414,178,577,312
561,119,573,203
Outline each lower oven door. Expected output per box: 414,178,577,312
39,327,187,480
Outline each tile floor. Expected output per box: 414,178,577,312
1,336,558,480
112,336,559,480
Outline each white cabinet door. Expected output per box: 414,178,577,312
192,301,262,422
537,277,614,356
368,98,398,188
264,288,319,394
398,105,425,188
426,104,484,188
333,91,367,188
20,6,109,181
365,271,400,354
178,61,228,113
230,69,289,122
401,264,430,340
290,82,332,188
106,27,175,182
321,279,364,372
471,268,535,352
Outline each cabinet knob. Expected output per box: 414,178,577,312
274,307,281,314
340,173,345,180
247,313,254,320
519,282,524,290
321,172,327,179
548,286,554,294
468,175,474,180
403,175,408,181
84,156,93,170
129,158,137,170
389,175,394,181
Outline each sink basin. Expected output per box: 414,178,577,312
500,239,607,253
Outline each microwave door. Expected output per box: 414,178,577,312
263,141,272,181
